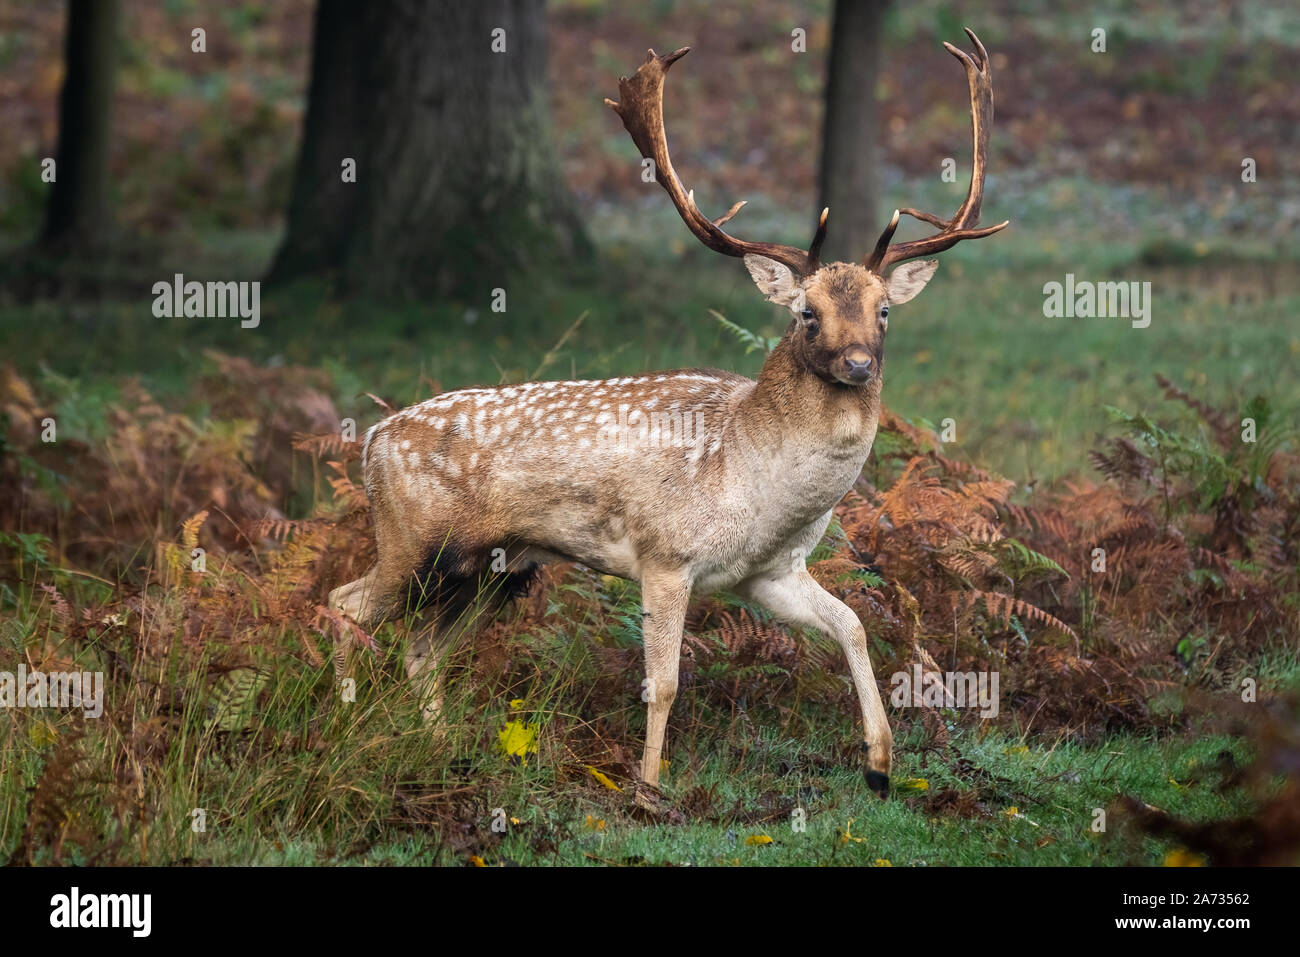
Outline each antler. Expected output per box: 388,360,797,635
606,47,828,278
865,28,1010,274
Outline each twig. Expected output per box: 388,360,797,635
531,311,589,380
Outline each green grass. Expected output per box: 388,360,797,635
0,590,1262,867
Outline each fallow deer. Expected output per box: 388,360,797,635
329,29,1007,800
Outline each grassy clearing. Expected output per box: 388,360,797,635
2,182,1298,867
0,569,1265,867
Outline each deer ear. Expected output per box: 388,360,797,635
886,260,938,304
744,255,805,310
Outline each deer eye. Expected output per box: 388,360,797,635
801,307,816,322
879,306,889,321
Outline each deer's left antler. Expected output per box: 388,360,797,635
865,28,1010,274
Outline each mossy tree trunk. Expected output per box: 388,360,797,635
270,0,587,296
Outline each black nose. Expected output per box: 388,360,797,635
844,356,873,381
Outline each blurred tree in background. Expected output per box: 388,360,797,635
40,0,119,255
269,0,588,296
818,0,887,262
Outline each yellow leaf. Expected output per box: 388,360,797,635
1163,848,1205,867
659,758,670,774
584,815,606,831
468,855,486,867
510,817,522,825
745,834,773,846
1003,745,1029,755
1168,777,1189,790
508,698,527,710
585,766,622,791
1004,806,1040,826
498,720,538,763
897,777,929,791
873,859,892,867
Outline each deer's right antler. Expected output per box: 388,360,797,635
606,47,829,279
865,28,1010,274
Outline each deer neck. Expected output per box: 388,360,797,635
739,334,882,464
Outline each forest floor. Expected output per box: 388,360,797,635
3,203,1298,865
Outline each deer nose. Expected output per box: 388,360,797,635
843,354,873,381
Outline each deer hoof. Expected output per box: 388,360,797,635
865,769,891,800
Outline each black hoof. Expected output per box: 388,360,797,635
865,769,890,800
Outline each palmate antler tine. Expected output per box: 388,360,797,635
607,48,827,277
866,28,1010,274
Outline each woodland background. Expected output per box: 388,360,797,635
0,0,1297,866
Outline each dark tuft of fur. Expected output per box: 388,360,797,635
404,546,541,632
499,563,542,599
408,543,474,615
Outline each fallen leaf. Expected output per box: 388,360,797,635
586,766,622,791
498,720,538,763
1004,806,1040,826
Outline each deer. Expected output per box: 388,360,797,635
329,28,1007,803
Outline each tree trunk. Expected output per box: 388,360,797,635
818,0,887,263
270,0,587,296
41,0,119,252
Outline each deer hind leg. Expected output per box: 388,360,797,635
329,566,386,625
638,569,692,789
327,562,408,678
738,569,893,798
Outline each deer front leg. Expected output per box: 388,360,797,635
638,569,691,789
739,569,893,798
